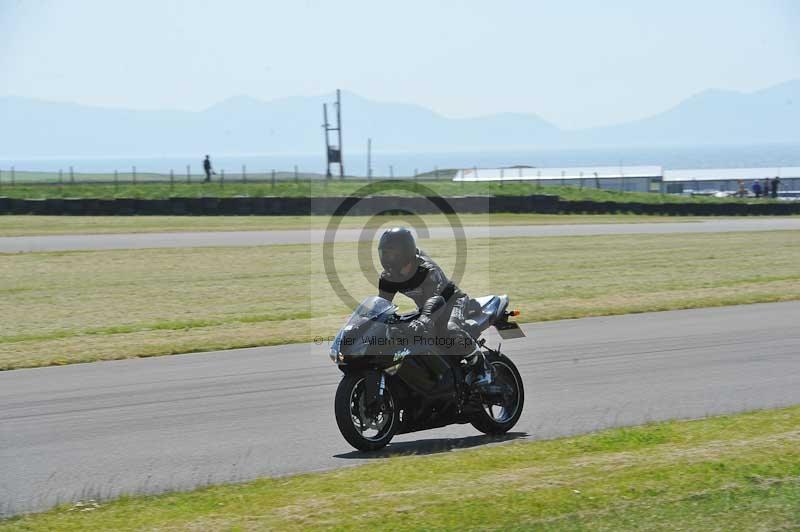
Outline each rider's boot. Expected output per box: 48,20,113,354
462,348,503,396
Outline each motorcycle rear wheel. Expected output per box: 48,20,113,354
470,353,524,435
335,372,399,452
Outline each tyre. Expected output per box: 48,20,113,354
470,353,524,435
334,372,399,452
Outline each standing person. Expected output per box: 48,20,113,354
737,180,746,198
752,180,762,198
203,155,214,183
763,178,771,199
771,176,781,198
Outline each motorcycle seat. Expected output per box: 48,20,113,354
468,294,509,331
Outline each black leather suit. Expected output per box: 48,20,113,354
378,250,476,358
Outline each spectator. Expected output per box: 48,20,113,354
763,178,771,199
203,155,215,183
752,180,762,198
737,180,746,198
771,176,781,198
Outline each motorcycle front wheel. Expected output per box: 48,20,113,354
334,372,399,452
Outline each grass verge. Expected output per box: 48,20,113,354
2,405,799,531
0,213,712,237
0,179,783,203
1,230,798,370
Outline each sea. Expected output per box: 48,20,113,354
2,143,800,177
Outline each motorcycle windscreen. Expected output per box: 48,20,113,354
348,296,397,325
335,296,397,358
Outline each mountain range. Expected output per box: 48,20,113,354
2,80,799,158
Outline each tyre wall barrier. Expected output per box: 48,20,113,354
0,195,798,216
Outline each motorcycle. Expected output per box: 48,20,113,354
330,294,525,451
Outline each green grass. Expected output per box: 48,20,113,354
0,179,780,203
0,213,712,237
1,230,799,370
3,405,799,531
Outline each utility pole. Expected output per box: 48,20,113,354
336,89,343,179
366,138,372,180
323,103,332,179
322,89,345,179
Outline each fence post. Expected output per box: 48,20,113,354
294,165,299,184
114,169,118,192
133,166,137,185
242,164,247,184
499,168,504,188
69,166,74,184
220,169,225,188
390,165,394,178
271,169,276,189
170,169,174,191
186,164,191,184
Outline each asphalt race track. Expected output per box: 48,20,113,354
2,218,800,253
1,301,799,517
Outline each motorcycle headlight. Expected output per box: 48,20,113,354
330,333,369,363
329,336,341,362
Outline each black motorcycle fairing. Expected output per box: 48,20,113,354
394,352,456,401
331,296,397,364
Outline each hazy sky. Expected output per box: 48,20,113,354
1,0,798,129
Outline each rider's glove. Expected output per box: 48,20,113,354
409,314,432,334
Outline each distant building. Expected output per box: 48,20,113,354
453,165,800,197
662,167,800,195
453,166,663,193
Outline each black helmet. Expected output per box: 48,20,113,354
378,227,417,277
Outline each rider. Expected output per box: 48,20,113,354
377,227,495,392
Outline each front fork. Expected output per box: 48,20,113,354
362,369,386,411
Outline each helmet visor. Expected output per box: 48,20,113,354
379,246,415,278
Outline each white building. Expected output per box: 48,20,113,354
662,167,800,194
453,165,799,196
452,166,663,192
